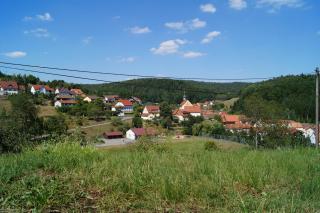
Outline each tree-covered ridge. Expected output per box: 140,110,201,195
232,74,315,123
81,78,251,104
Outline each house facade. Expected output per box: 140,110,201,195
104,95,119,103
141,105,160,120
83,95,99,103
0,81,19,95
172,99,202,122
54,100,77,108
54,94,77,108
115,99,133,113
31,85,54,95
70,88,85,97
126,128,157,140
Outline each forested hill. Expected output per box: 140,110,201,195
232,74,315,123
81,78,251,104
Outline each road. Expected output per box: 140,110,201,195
95,138,135,148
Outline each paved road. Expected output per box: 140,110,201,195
95,138,135,147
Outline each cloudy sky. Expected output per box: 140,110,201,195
0,0,319,83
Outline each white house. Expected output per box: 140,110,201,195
30,85,54,95
141,105,160,120
83,95,99,103
297,128,316,145
0,81,19,96
126,128,157,140
172,99,202,122
115,99,133,113
54,100,77,108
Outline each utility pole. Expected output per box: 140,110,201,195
316,68,319,148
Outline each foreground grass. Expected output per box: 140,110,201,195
0,140,320,211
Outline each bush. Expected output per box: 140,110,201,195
130,137,169,153
204,141,219,151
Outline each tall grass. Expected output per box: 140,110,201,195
0,140,319,211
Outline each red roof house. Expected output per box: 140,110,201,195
0,81,19,95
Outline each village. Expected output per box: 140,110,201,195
0,80,316,146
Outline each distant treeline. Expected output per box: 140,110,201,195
232,74,315,123
81,78,250,104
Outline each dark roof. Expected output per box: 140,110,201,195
104,131,123,137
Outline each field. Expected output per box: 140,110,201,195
0,139,320,211
0,98,11,111
38,105,58,117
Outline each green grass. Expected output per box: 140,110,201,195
0,139,320,211
0,99,11,111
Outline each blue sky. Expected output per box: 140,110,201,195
0,0,319,83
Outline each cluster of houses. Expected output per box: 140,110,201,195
1,80,318,144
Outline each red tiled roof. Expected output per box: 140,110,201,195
32,85,42,90
221,114,240,123
56,95,75,100
183,105,201,113
118,99,133,106
225,123,252,130
44,86,54,91
70,89,84,95
202,110,215,117
32,85,53,91
145,105,160,113
172,109,184,116
0,81,18,90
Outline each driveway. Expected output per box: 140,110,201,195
95,138,135,147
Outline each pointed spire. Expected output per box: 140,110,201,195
183,90,186,101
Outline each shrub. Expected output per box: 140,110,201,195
204,141,219,151
130,136,169,153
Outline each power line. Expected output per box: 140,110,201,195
0,65,114,83
0,61,272,81
0,65,226,95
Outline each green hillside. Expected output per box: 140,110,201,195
232,74,315,122
81,78,251,104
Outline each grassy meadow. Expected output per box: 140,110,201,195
0,139,320,212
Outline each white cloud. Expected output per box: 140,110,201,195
165,22,184,31
118,57,136,63
82,36,93,45
24,28,50,38
112,16,121,20
37,12,53,21
130,26,151,34
165,18,206,33
183,51,206,58
200,3,217,13
23,16,33,21
229,0,247,10
257,0,304,11
201,31,221,44
151,39,187,55
4,51,27,58
24,12,53,22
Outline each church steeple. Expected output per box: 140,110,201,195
183,90,186,101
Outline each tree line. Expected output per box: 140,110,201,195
232,74,315,123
